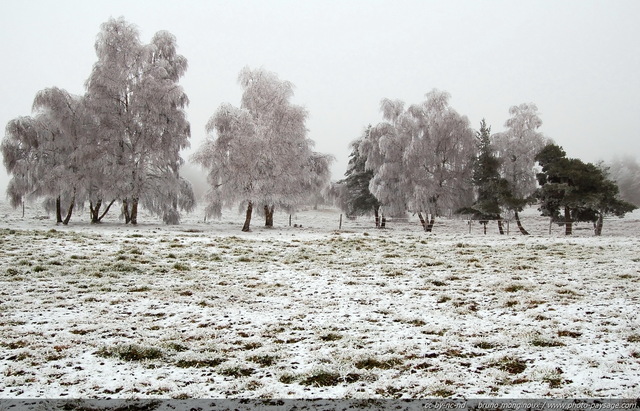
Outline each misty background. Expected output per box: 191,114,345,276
1,0,639,202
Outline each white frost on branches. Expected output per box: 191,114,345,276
193,67,333,229
361,90,476,225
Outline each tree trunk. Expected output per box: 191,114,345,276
264,205,274,227
380,213,386,229
130,197,139,225
242,201,253,232
497,219,504,235
98,199,116,223
56,196,63,224
90,200,102,224
482,222,487,235
595,213,604,236
122,199,131,224
374,206,380,228
425,215,435,232
564,206,572,235
418,212,428,231
514,211,529,235
62,189,76,225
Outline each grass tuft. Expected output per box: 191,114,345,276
96,344,164,362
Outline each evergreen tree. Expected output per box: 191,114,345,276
462,120,510,234
338,127,382,226
535,144,636,235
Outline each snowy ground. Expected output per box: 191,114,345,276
1,201,639,399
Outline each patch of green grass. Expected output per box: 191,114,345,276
164,342,189,352
219,366,255,378
530,337,565,347
4,340,29,349
300,370,346,387
242,341,263,350
33,266,47,273
474,341,497,350
557,330,582,338
504,284,526,292
431,388,455,397
96,344,164,362
627,334,640,343
129,286,151,293
319,333,343,342
354,357,403,370
175,358,226,368
543,375,564,388
247,354,278,367
172,262,190,271
491,356,527,374
112,262,139,273
279,374,296,384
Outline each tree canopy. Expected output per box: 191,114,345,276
2,17,194,225
193,67,333,231
535,144,636,235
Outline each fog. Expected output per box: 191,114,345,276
1,0,639,201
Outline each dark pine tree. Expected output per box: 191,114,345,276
535,144,636,235
460,120,510,234
339,126,383,227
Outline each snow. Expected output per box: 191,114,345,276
1,201,639,399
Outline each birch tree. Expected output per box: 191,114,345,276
85,17,193,224
492,103,551,234
193,67,330,231
360,99,410,222
363,90,476,231
2,88,91,224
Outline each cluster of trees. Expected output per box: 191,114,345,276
3,18,635,233
338,94,636,235
536,145,636,235
2,17,194,225
2,19,332,229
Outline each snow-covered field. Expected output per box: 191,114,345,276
1,201,639,399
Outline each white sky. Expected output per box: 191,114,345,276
1,0,639,194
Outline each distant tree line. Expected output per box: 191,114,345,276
337,96,636,235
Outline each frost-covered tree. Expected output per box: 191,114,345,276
193,67,331,232
85,17,193,224
607,156,640,207
359,99,410,222
363,90,476,232
492,103,551,234
2,88,91,225
338,126,382,226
